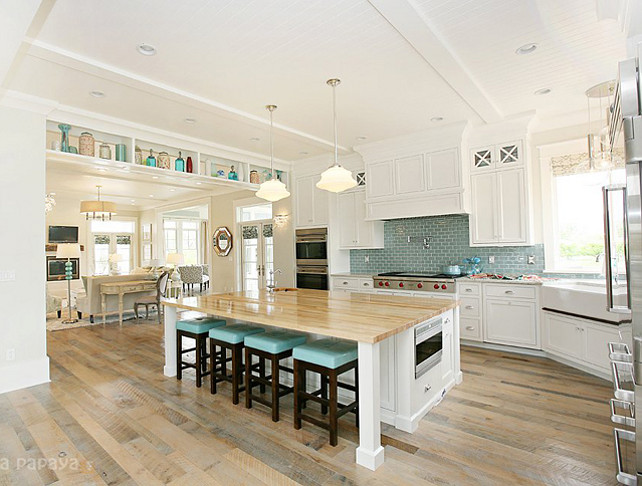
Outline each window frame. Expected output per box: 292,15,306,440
87,217,137,275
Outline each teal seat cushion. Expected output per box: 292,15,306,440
176,317,226,334
244,330,307,354
208,324,265,344
293,339,358,369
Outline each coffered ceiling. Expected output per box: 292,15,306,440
1,0,632,164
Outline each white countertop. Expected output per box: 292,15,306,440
331,272,376,278
459,277,546,286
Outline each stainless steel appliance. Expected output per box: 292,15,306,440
607,54,642,484
295,228,328,290
414,316,443,378
374,272,461,294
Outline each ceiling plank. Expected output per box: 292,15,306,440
368,0,503,123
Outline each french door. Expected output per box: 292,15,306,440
240,222,273,291
92,234,132,275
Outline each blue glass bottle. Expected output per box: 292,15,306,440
146,149,156,167
228,165,238,181
175,151,185,171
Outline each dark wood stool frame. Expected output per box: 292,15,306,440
209,338,261,405
176,328,222,388
293,358,359,446
244,347,295,422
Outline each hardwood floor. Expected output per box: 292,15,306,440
0,319,622,485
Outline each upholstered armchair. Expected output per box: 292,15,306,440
178,265,203,292
201,264,210,290
46,292,63,318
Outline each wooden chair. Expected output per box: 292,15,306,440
134,271,169,323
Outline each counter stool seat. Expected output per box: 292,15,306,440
244,330,307,422
293,339,359,446
209,324,265,404
176,317,226,388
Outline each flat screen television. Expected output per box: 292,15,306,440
48,225,79,244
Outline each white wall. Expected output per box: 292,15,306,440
0,105,50,394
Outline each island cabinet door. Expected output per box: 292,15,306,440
380,336,396,412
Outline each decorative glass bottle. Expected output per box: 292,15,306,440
58,124,71,153
175,151,185,171
228,165,238,181
146,149,156,167
186,156,193,173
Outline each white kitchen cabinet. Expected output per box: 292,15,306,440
331,276,374,293
367,160,395,199
460,317,482,341
380,336,396,412
441,316,454,383
294,174,328,228
337,190,384,249
395,155,425,195
484,298,538,348
470,167,529,246
471,141,523,171
426,148,460,190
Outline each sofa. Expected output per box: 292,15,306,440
75,274,156,322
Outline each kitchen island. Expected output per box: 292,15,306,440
162,289,459,470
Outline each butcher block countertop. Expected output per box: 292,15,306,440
163,289,458,344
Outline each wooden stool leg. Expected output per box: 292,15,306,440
232,344,241,405
329,370,338,446
176,331,182,381
259,357,266,394
271,355,280,422
321,374,328,415
245,347,252,409
293,360,302,430
301,368,307,409
210,340,217,394
195,336,202,388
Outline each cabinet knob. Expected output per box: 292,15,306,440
343,281,348,285
424,385,432,392
465,326,475,331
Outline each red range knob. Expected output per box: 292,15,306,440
441,284,447,290
385,281,390,287
434,284,439,289
399,282,404,288
378,281,383,286
417,283,423,289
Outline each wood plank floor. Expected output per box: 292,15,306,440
0,318,623,485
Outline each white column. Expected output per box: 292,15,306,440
163,305,177,377
356,341,385,470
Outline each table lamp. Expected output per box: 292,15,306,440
108,253,123,275
166,253,184,281
56,243,81,324
148,258,162,278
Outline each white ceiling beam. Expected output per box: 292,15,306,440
368,0,503,124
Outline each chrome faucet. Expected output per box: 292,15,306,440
266,268,282,292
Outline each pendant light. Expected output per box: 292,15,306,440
256,105,291,202
80,185,117,220
316,78,357,193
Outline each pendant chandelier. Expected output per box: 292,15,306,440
45,192,56,214
256,104,291,202
80,185,117,220
586,80,618,171
316,78,357,193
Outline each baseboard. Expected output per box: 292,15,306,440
0,356,50,395
545,352,611,381
461,340,546,357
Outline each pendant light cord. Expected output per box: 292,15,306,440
270,109,274,179
332,82,338,166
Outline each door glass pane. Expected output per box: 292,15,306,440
116,235,131,274
263,224,274,282
182,227,198,264
94,234,110,275
242,225,259,291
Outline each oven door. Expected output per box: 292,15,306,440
296,240,327,266
415,318,443,378
296,266,328,290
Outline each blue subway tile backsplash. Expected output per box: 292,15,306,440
350,214,546,275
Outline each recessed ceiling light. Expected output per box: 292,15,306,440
534,87,551,95
431,117,444,122
250,137,261,142
196,182,202,185
137,43,156,56
152,176,159,179
90,90,105,98
149,194,154,198
184,118,196,124
96,168,107,172
130,199,135,202
299,151,309,155
515,43,538,55
356,136,367,141
169,188,176,192
131,203,135,206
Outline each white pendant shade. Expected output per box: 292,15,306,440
256,178,291,202
316,165,357,193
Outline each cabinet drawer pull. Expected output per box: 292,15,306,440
611,361,635,402
611,399,636,427
504,290,514,294
343,281,348,285
614,428,637,485
609,342,632,363
363,282,370,286
465,305,474,309
465,326,475,331
465,288,473,292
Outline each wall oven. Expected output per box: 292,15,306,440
415,317,443,378
296,265,328,290
296,228,328,266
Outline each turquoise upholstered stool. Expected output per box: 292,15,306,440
244,330,307,422
176,316,226,388
208,324,265,404
292,339,359,446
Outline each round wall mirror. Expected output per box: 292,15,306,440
213,226,233,257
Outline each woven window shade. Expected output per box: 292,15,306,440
551,148,624,176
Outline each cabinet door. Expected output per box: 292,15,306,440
470,172,497,244
471,146,493,170
542,312,584,359
441,321,454,383
460,317,482,341
426,148,459,190
295,176,315,227
585,323,620,372
484,298,538,348
395,154,425,195
354,190,370,247
313,175,329,225
367,160,395,199
380,336,396,412
337,192,357,247
496,141,523,168
496,168,527,244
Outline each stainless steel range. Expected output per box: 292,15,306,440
373,272,462,294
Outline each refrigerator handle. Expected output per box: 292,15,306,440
603,185,632,314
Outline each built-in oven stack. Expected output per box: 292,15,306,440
295,228,328,290
610,341,637,484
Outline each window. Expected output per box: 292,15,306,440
543,145,625,273
89,220,135,275
239,203,272,222
163,219,201,264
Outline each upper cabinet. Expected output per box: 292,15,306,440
294,174,328,228
337,189,384,249
469,139,531,246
